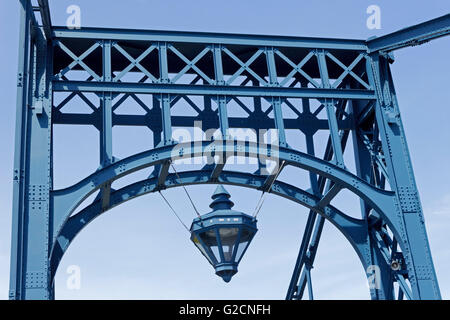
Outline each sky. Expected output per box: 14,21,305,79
0,0,449,300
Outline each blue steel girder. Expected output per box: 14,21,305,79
10,0,33,300
35,0,52,41
50,33,370,142
366,53,442,299
52,81,375,100
367,14,450,53
351,98,396,300
11,0,54,300
51,30,375,101
286,99,351,300
52,27,368,50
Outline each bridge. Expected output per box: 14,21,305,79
10,0,450,299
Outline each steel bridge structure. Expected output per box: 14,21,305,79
10,0,450,300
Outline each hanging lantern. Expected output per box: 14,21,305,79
190,185,258,282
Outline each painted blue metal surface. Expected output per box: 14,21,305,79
36,0,52,41
51,27,368,50
10,0,449,299
367,14,450,53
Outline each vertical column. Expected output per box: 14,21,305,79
158,42,172,145
152,95,163,147
99,40,113,210
286,82,322,300
368,54,441,299
10,2,54,298
213,44,229,139
316,50,345,168
100,40,113,166
265,47,287,147
351,99,395,300
10,0,32,300
301,83,319,194
251,78,267,175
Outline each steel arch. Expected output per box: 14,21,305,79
50,171,376,279
51,141,397,241
49,170,374,281
48,140,401,297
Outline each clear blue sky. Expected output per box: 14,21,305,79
0,0,449,299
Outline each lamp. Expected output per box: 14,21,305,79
190,185,258,282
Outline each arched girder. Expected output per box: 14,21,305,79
52,140,398,244
50,170,373,282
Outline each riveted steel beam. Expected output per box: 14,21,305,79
53,81,376,100
52,27,368,50
367,14,450,53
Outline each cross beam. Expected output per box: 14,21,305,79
367,14,450,53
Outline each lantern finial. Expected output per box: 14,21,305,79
209,185,234,210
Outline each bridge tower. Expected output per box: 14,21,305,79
10,0,449,299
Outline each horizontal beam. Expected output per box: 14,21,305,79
52,27,368,51
367,14,450,53
52,15,448,54
52,112,353,131
53,81,376,100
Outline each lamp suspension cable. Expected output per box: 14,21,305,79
158,190,190,233
252,160,286,218
157,160,203,232
170,162,203,219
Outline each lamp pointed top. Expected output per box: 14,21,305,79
212,185,230,199
210,185,234,210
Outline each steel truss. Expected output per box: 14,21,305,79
10,0,450,299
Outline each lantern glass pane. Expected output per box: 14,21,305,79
218,227,239,262
235,228,254,262
192,235,214,265
200,229,221,262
